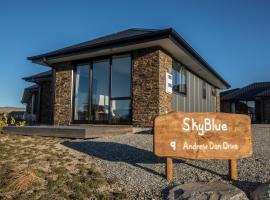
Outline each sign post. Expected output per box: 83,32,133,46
154,112,252,181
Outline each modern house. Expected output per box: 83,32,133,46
221,82,270,123
22,70,53,124
22,28,230,128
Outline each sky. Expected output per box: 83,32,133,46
0,0,269,107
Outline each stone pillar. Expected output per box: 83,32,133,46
53,63,73,125
216,88,220,112
159,50,173,115
132,47,173,127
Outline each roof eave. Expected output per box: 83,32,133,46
27,28,230,89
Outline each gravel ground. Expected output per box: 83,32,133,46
63,125,270,199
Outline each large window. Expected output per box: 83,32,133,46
110,55,132,123
92,60,110,122
172,66,187,94
73,54,132,124
74,65,90,121
111,55,131,98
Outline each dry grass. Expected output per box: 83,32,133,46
0,133,126,200
1,166,42,199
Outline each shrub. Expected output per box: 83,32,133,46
0,113,26,132
0,112,8,129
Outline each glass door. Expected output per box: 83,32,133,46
91,59,110,123
73,54,132,124
74,64,90,122
110,55,132,124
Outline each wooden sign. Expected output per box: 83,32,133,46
154,112,253,181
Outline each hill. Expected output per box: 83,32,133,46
0,107,25,113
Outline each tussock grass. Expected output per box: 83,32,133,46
0,134,126,200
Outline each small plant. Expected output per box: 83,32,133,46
0,112,8,129
0,113,26,133
10,117,16,125
17,121,26,127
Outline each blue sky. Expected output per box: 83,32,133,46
0,0,269,107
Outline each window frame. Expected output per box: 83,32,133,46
72,53,132,125
172,65,187,95
203,81,207,99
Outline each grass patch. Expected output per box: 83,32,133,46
0,133,126,200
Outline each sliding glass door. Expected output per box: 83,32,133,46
110,55,131,123
74,65,90,121
73,54,131,124
92,60,110,123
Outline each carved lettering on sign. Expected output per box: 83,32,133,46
154,112,252,160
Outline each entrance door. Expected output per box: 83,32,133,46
91,59,110,123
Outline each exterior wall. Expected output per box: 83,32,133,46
49,47,221,127
172,61,218,112
39,81,53,124
132,47,172,127
53,64,73,125
158,50,173,115
215,89,220,112
263,99,270,123
221,101,231,113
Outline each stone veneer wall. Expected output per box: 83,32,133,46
132,47,173,127
53,64,73,125
216,89,221,112
158,50,173,115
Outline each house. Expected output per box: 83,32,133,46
23,28,230,128
221,82,270,123
21,70,53,124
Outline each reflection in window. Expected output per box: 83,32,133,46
172,66,187,94
110,100,131,123
235,101,256,122
111,55,131,98
74,65,89,120
92,60,110,122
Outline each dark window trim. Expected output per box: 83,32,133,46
172,63,187,96
203,81,207,99
160,47,218,90
71,52,132,125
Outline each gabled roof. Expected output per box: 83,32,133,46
28,29,158,61
23,70,52,83
21,84,39,104
220,88,240,97
255,88,270,97
27,28,230,89
221,82,270,101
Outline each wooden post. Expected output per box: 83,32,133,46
166,157,173,181
229,159,238,180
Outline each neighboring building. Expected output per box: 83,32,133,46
21,70,53,124
221,82,270,123
0,107,25,122
24,28,230,127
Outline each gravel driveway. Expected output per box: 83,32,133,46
63,125,270,199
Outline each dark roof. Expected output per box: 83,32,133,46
255,88,270,97
27,28,162,61
25,84,39,90
21,84,39,104
23,70,52,82
221,82,270,101
27,28,230,88
220,88,240,97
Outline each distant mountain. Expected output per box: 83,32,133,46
0,107,25,113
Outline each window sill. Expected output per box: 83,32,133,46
173,91,187,96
